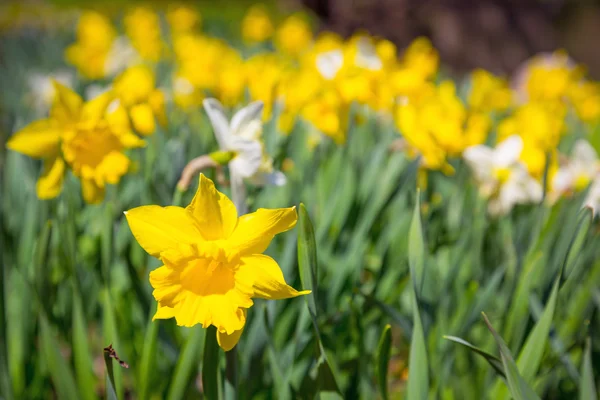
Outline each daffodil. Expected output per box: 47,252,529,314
124,174,308,350
468,69,512,113
551,140,599,199
65,11,116,79
463,136,542,215
113,65,166,135
27,70,74,114
167,4,201,36
6,82,144,203
124,7,164,63
275,14,312,58
242,5,274,44
203,99,286,188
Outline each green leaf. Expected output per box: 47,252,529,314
137,311,159,400
515,277,560,383
72,290,97,400
297,203,318,318
407,289,429,400
482,313,540,400
376,324,392,400
579,338,597,400
406,194,429,400
408,191,425,298
102,290,123,400
103,350,118,400
167,326,206,400
443,336,505,378
39,314,79,400
202,326,220,400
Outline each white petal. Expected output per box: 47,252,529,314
355,37,382,70
203,98,231,150
230,102,264,140
230,171,248,215
229,139,262,178
316,50,344,80
551,168,573,193
463,145,494,180
251,170,287,187
494,135,523,167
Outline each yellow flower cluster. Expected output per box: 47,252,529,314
124,6,165,63
7,83,144,203
113,65,166,135
65,11,116,79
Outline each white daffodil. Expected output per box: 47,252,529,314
463,135,542,215
203,98,286,187
552,139,599,196
27,70,75,113
583,179,600,215
316,49,344,80
354,36,382,71
105,36,140,77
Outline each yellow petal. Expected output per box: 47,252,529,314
149,89,167,126
153,303,176,320
228,207,297,256
50,81,82,123
7,119,61,158
130,103,156,135
96,151,130,185
81,90,114,122
217,309,247,351
236,254,310,300
186,174,238,240
124,205,202,258
81,178,105,204
36,156,65,199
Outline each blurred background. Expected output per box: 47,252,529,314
3,0,600,78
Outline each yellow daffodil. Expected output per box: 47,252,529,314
65,11,116,79
302,89,348,144
395,81,489,173
124,174,308,351
124,7,164,63
275,14,312,58
468,69,512,113
497,102,565,179
6,82,144,203
113,65,166,135
167,4,201,36
242,5,274,44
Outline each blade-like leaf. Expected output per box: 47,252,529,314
443,336,505,378
72,289,97,400
579,338,597,400
137,311,159,400
202,326,220,400
408,191,425,298
376,324,392,400
168,326,206,400
298,203,318,318
39,314,79,400
482,313,540,400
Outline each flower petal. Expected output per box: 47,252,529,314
230,101,263,140
50,81,83,123
573,139,598,166
153,303,176,320
494,135,523,167
96,151,130,185
36,156,65,199
217,309,247,351
81,90,114,122
228,207,297,255
7,119,62,158
203,98,231,149
236,254,310,299
229,139,263,178
81,178,105,204
124,205,202,257
186,174,238,240
463,145,494,181
130,103,156,135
